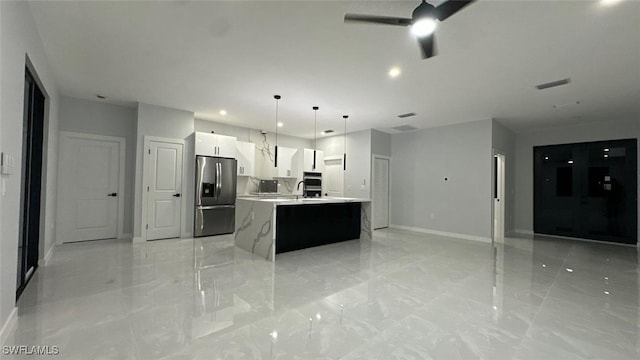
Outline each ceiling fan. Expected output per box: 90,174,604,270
344,0,476,59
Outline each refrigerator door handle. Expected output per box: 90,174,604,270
218,162,223,198
216,162,222,198
196,207,204,232
196,157,205,206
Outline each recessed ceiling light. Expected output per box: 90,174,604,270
604,148,610,152
277,122,283,127
388,67,401,78
219,110,227,116
604,154,609,158
567,160,574,164
600,0,624,7
544,156,549,160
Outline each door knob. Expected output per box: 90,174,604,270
173,193,181,197
108,193,117,197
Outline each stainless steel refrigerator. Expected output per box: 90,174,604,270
195,156,237,237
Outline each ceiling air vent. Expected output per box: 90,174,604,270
397,112,416,118
392,125,418,132
536,78,571,90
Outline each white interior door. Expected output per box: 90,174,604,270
323,157,344,197
493,153,505,240
373,156,390,229
146,141,183,240
58,133,122,243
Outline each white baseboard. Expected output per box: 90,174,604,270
0,307,18,345
38,244,55,266
389,224,492,243
132,236,144,243
118,233,132,240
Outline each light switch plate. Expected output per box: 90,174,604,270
0,152,13,175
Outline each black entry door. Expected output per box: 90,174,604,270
17,68,45,299
534,139,637,244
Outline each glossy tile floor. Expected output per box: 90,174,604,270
3,229,640,359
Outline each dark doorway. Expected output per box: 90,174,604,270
534,139,637,244
17,68,46,300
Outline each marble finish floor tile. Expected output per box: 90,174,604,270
3,230,640,359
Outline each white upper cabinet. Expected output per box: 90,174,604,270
236,141,255,177
302,148,324,173
275,146,298,178
195,132,237,158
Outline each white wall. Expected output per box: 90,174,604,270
390,120,493,241
317,129,373,199
492,120,516,233
513,116,640,239
134,103,194,240
59,96,137,236
0,0,60,336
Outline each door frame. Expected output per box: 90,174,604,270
141,136,187,241
371,154,391,230
57,131,126,244
323,155,344,197
492,151,506,242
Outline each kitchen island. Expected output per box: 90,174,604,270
234,197,372,261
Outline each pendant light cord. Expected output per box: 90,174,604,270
275,97,279,144
312,106,319,170
343,115,348,171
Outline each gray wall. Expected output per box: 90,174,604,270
390,120,493,241
514,116,640,239
134,103,194,240
371,129,391,157
59,96,137,236
317,129,373,199
492,120,516,233
0,0,60,334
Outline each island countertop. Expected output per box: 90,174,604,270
234,197,372,260
237,196,371,206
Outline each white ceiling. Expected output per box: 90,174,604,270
28,0,640,138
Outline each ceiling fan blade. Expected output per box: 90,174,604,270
344,14,412,26
435,0,475,21
418,35,436,59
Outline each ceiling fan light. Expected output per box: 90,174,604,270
411,18,437,37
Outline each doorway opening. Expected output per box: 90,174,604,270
493,153,506,242
372,155,390,230
17,67,46,300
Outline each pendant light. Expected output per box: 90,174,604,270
343,115,348,171
312,106,319,170
273,95,281,167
